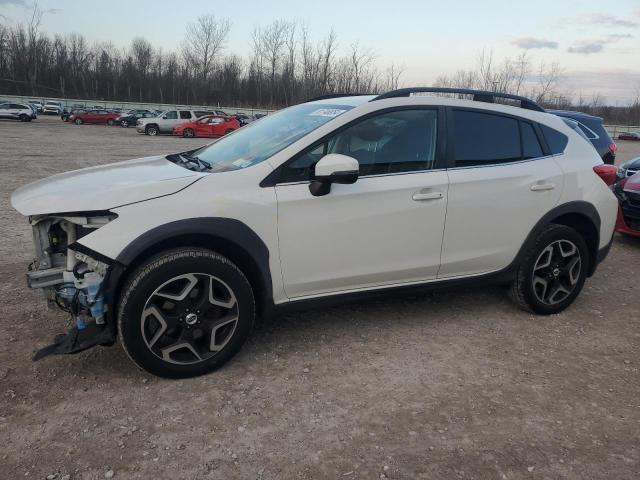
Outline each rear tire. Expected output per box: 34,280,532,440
183,128,194,138
510,224,589,315
121,120,129,127
19,114,29,122
225,128,234,135
75,118,83,125
146,125,159,136
118,248,255,378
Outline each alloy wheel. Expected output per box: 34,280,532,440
140,273,239,365
531,239,581,305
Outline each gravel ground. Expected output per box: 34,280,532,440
0,116,639,480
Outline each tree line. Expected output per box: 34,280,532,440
0,8,401,108
0,6,638,124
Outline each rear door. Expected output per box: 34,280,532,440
439,108,563,278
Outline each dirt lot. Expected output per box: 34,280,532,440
0,116,638,480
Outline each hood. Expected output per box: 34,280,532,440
623,172,640,193
11,155,204,216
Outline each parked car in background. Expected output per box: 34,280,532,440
28,100,43,113
125,109,153,116
62,108,86,122
233,113,255,126
136,109,215,135
68,109,120,125
118,111,155,127
617,157,640,180
613,172,640,237
618,132,640,141
547,109,616,164
43,101,64,115
172,114,241,137
0,103,35,121
27,104,38,119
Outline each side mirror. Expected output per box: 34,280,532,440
309,154,359,197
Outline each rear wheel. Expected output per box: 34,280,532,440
121,120,129,127
118,248,255,378
146,124,159,136
183,128,195,138
19,114,30,122
510,224,588,314
224,128,234,135
75,118,83,125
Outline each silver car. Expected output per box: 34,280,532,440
136,109,214,136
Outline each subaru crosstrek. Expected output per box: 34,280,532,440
11,88,618,378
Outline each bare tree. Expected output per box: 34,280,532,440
182,14,231,82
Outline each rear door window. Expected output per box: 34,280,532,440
520,122,544,159
179,111,192,119
164,111,177,119
452,110,520,166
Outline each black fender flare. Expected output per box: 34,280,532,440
509,200,601,277
104,218,273,334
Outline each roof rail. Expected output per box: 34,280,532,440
306,93,373,102
371,87,545,112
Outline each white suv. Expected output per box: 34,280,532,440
136,109,217,135
11,88,618,378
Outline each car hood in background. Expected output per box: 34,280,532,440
623,172,640,193
11,156,204,216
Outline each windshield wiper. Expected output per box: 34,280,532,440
181,152,211,171
167,152,211,172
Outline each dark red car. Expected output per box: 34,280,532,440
618,132,640,141
172,115,240,138
614,172,640,237
69,109,120,125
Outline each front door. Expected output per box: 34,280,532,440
274,108,449,299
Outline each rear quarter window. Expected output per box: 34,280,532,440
539,125,569,155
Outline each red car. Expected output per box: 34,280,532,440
69,109,120,125
614,172,640,237
618,132,640,141
172,115,240,138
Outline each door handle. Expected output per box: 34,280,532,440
412,191,444,201
530,182,555,192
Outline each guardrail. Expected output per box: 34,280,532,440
0,94,275,117
604,125,640,139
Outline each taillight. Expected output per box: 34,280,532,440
593,164,618,186
608,143,617,154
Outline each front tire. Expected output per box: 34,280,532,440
510,224,589,314
19,114,30,122
75,118,83,125
107,119,115,126
118,248,255,378
183,128,194,138
146,125,159,136
121,120,129,127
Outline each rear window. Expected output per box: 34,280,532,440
539,125,569,155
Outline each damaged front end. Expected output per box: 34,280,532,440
27,212,118,360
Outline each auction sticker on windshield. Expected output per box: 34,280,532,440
308,108,347,117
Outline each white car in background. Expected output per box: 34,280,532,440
11,88,618,378
43,100,64,115
0,102,35,122
135,109,216,135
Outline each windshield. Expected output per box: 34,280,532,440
192,103,353,172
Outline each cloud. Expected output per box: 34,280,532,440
0,0,29,6
568,43,604,54
567,12,638,28
568,34,633,54
511,37,558,50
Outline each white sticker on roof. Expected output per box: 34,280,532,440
309,108,347,117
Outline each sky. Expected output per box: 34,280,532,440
1,0,639,104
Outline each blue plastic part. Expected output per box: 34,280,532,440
75,317,86,330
